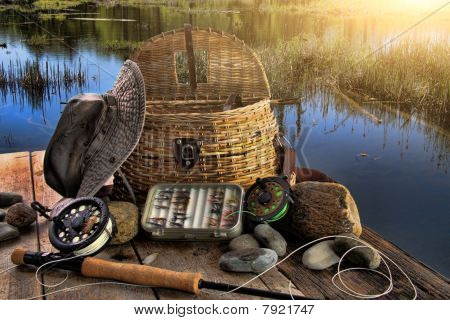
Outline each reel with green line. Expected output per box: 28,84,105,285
244,176,293,223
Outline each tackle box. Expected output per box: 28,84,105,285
141,183,244,240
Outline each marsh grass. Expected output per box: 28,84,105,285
33,0,91,10
257,36,449,128
39,13,67,21
0,58,86,100
25,34,48,47
100,40,142,51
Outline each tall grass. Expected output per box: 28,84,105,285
257,36,449,128
38,13,67,21
25,34,48,47
100,40,142,51
33,0,91,10
0,58,86,98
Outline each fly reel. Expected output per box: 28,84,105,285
32,197,116,256
244,176,293,223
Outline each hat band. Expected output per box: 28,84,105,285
102,92,117,106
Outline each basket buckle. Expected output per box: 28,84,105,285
173,138,202,170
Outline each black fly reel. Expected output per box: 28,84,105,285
32,197,116,256
244,176,293,223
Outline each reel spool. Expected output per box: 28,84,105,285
244,176,293,223
33,197,116,256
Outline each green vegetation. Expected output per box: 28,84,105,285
1,0,446,15
106,0,449,15
0,58,86,97
100,40,142,51
38,13,66,21
54,13,67,21
33,0,91,10
257,35,449,128
38,13,52,20
25,34,47,46
252,0,445,15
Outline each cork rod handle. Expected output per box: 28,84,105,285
81,257,202,295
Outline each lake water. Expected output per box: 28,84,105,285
0,1,449,277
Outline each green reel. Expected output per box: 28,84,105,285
244,176,293,223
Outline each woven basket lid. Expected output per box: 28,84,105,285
133,25,271,101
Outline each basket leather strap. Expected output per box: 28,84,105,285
184,23,197,93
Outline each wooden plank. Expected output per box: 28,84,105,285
31,151,156,300
184,23,197,93
0,151,42,300
277,227,450,300
133,236,304,299
361,228,450,299
2,151,447,300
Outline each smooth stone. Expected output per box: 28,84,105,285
254,223,287,256
108,201,139,245
333,233,381,269
6,203,36,228
302,240,340,270
0,222,20,241
290,182,362,240
219,248,278,273
0,208,6,221
0,192,23,207
229,234,260,251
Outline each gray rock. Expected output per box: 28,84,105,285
0,192,23,207
254,223,287,256
333,233,381,269
0,222,20,241
219,248,278,273
229,234,260,251
6,203,36,228
302,240,340,270
0,208,6,221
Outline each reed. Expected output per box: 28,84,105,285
256,35,449,128
25,34,48,47
33,0,91,10
100,40,142,51
0,57,86,99
38,13,67,21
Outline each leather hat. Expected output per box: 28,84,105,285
44,60,145,198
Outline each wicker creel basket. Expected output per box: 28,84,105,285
114,25,280,206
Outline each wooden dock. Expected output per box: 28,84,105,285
1,151,448,300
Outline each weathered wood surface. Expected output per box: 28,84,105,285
0,152,42,299
278,228,450,300
31,151,155,300
1,151,449,300
132,236,304,300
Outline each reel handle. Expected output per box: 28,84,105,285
82,257,202,295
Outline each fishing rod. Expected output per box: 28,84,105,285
11,248,315,300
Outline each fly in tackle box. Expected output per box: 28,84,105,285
141,183,244,240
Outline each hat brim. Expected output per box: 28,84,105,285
76,60,146,198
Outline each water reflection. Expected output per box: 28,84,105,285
275,90,449,276
0,39,120,152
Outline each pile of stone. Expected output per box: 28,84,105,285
219,224,287,273
0,192,37,242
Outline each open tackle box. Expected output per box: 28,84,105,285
141,183,244,240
